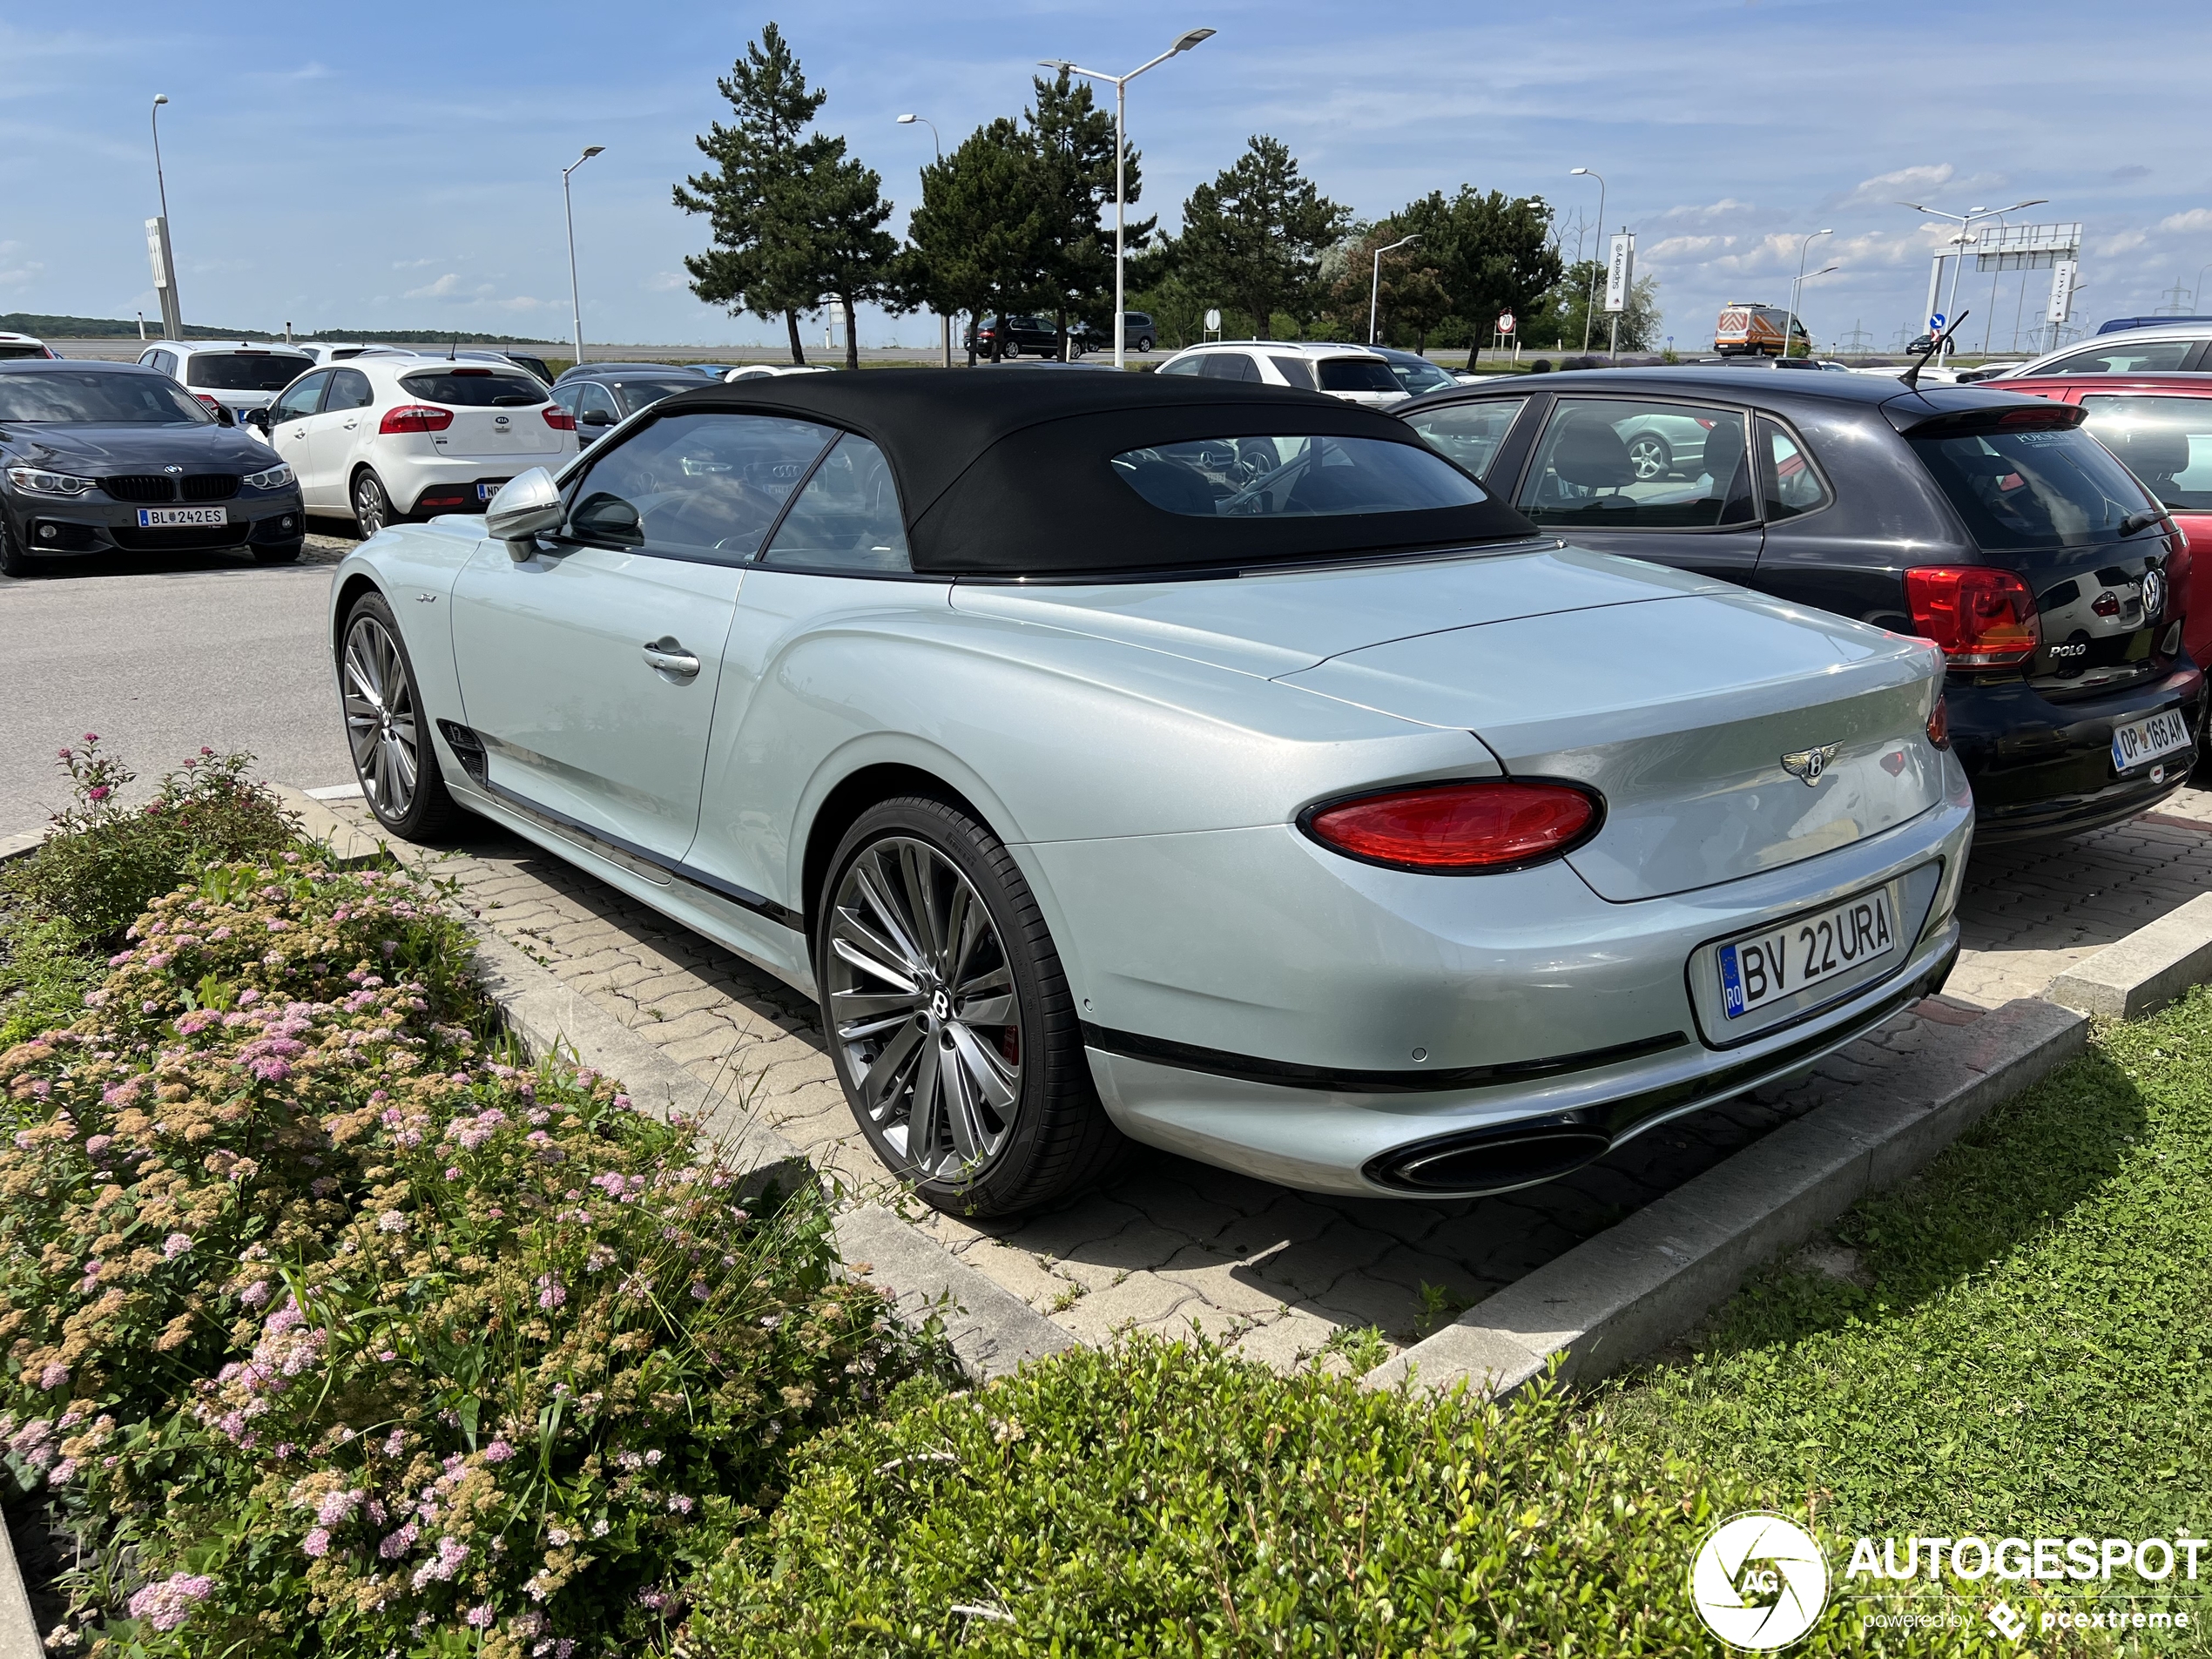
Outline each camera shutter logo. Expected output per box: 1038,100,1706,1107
1689,1513,1829,1649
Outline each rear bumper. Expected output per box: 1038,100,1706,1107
1950,661,2204,842
1035,774,1974,1199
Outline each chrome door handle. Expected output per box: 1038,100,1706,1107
343,420,359,429
642,638,700,678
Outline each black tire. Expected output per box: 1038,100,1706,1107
1136,336,1154,354
338,590,467,843
253,540,304,565
818,794,1123,1217
351,470,400,537
0,516,37,578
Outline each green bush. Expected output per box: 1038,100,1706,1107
684,1338,2012,1656
3,739,299,944
0,857,935,1657
0,911,101,1053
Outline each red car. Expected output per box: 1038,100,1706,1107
1981,371,2212,668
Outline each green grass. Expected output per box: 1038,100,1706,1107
1611,988,2212,1573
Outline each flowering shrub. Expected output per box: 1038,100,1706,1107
3,738,299,945
0,855,931,1656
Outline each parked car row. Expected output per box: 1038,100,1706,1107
967,312,1159,357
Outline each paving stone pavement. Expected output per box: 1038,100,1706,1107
328,786,2212,1370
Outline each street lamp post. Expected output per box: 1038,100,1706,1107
2195,260,2212,313
563,145,606,371
1781,229,1832,361
1789,264,1839,356
1899,197,2046,364
1569,167,1605,354
895,114,953,368
148,94,184,339
1042,27,1215,371
1369,234,1417,346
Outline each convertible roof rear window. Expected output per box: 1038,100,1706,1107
1114,435,1487,518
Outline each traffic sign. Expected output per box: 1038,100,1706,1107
1497,312,1515,334
1204,307,1222,332
1928,313,1946,334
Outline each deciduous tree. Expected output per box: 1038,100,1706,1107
1394,187,1563,370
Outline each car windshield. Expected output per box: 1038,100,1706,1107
185,352,311,391
1315,358,1402,394
1113,435,1487,517
607,379,702,416
1385,356,1455,394
399,370,549,408
0,371,211,424
1910,426,2152,549
2080,395,2212,511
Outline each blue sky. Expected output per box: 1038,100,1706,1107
3,1,2207,354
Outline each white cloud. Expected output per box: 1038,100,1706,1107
1661,199,1754,221
2158,207,2212,233
405,273,463,299
1840,164,1954,206
391,257,440,270
1646,233,1733,259
644,271,687,292
0,260,44,290
2098,230,2148,256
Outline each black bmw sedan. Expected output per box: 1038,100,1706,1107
1398,368,2204,841
0,360,306,577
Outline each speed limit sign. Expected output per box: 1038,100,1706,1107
1497,312,1515,334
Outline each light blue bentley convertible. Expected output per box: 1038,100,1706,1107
329,371,1972,1216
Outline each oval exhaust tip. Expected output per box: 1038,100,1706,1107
1368,1123,1612,1195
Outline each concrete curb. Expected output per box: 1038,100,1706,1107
0,1514,43,1659
460,922,1074,1381
2048,892,2212,1021
266,785,385,867
0,830,43,865
1364,996,2091,1399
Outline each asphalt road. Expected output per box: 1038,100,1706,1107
0,538,358,832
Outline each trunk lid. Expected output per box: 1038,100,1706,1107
1276,589,1947,900
435,406,564,460
949,543,1733,678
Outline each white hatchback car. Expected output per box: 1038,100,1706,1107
0,330,55,361
1155,341,1409,408
137,341,315,428
252,357,577,534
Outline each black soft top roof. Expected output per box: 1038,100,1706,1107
644,368,1536,577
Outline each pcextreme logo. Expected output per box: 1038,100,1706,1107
1691,1513,1831,1649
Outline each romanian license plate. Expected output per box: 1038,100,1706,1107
137,506,228,528
1716,888,1898,1020
2110,707,2192,772
476,482,503,502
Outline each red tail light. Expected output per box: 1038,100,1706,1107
379,404,455,435
1926,696,1950,750
1301,780,1600,873
542,406,577,431
1903,566,2040,667
193,393,222,411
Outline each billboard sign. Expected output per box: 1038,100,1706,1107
1977,221,2083,273
2047,260,2080,325
1605,233,1635,314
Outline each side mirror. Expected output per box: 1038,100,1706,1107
484,467,564,561
579,408,616,428
242,408,272,435
214,403,237,428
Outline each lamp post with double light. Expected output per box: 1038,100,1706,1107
1369,234,1417,346
1569,167,1605,354
1789,264,1839,358
563,145,606,369
1899,197,2046,364
1780,229,1832,361
895,114,954,368
1042,27,1215,370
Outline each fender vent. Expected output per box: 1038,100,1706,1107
436,720,489,786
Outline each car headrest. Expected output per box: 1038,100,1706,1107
2104,426,2192,479
1550,418,1634,489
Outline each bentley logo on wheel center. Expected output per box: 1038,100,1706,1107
1780,743,1841,786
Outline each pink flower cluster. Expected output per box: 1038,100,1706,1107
126,1572,215,1633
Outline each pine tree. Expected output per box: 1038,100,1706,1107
1164,138,1347,337
906,118,1049,363
1025,72,1150,354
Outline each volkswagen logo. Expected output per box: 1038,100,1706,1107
2142,568,2167,621
1780,743,1840,786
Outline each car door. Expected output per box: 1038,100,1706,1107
266,370,334,501
1507,393,1763,577
574,381,620,448
309,368,376,501
448,407,838,861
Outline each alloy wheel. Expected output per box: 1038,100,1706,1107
341,613,421,817
1627,435,1670,481
354,474,388,536
825,835,1022,1182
